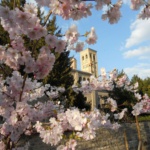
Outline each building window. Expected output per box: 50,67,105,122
78,77,82,84
93,55,95,61
90,53,92,59
86,54,88,59
82,56,84,60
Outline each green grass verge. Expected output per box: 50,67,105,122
137,115,150,122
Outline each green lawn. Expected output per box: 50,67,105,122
137,115,150,122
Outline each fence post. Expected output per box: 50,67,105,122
124,129,129,150
135,116,142,150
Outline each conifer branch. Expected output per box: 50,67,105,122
43,10,52,26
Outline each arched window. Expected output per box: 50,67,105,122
93,55,95,61
86,54,88,59
90,53,92,59
82,56,84,60
78,77,82,84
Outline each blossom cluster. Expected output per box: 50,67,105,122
0,4,97,55
34,0,150,23
132,94,150,116
0,72,59,140
0,0,150,150
34,108,121,148
73,68,138,95
102,0,122,24
65,25,97,52
130,0,150,19
0,2,98,149
0,4,46,40
0,45,55,80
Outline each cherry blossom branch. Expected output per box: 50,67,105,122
19,74,27,102
124,130,129,150
2,91,15,101
135,116,141,141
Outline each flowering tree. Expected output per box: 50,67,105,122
0,0,150,150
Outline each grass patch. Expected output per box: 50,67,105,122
137,114,150,122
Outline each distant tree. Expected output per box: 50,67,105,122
131,75,150,97
131,75,144,95
44,51,72,85
108,70,137,116
142,77,150,97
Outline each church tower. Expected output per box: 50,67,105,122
70,57,77,69
80,48,98,77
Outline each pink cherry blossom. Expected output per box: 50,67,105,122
73,42,84,52
45,34,57,48
102,0,122,24
138,6,150,19
86,27,97,45
34,48,55,79
130,0,144,10
1,1,150,149
107,98,117,112
0,6,10,19
65,25,80,44
114,108,127,120
109,69,118,81
24,3,38,16
55,39,67,53
65,108,87,131
0,141,5,150
134,93,142,100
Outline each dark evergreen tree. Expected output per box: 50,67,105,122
108,70,137,118
0,23,10,45
44,43,90,110
131,75,150,97
131,75,144,95
40,14,90,110
142,77,150,97
1,0,26,8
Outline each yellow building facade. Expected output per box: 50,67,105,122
71,48,108,110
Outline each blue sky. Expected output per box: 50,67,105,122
27,1,150,79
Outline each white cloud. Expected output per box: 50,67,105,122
123,46,150,59
124,63,150,79
125,19,150,48
139,56,150,59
